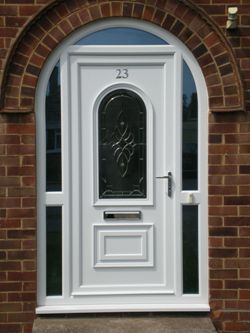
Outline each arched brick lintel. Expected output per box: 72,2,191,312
0,0,245,113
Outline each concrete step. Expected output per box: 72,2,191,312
32,314,217,333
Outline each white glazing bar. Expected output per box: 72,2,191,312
61,52,71,302
179,192,202,204
173,52,183,298
45,192,64,205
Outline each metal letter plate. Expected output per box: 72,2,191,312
104,211,141,220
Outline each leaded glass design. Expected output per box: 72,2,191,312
99,89,146,199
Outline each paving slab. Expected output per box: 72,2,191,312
32,314,217,333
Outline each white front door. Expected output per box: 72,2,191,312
61,45,179,309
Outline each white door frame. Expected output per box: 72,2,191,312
36,18,208,314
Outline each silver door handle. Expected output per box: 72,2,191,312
156,171,172,197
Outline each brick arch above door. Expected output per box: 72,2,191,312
0,0,245,113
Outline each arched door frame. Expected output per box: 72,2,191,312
36,18,208,313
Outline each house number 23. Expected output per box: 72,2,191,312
116,68,129,79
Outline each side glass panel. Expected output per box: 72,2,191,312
182,61,198,190
99,89,146,199
182,205,199,294
46,206,62,296
77,27,167,45
46,63,61,191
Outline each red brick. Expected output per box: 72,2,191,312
210,280,223,289
209,123,238,133
225,300,250,310
78,8,91,23
224,321,250,331
0,5,18,15
210,289,238,299
0,324,21,333
225,175,250,185
8,272,36,281
225,280,250,289
209,186,237,195
239,227,250,236
209,227,237,237
7,229,35,238
240,165,250,174
5,17,27,28
23,281,36,291
0,197,20,207
7,144,35,155
225,217,250,226
240,207,250,215
224,237,250,247
132,3,144,18
23,261,35,270
8,292,36,302
8,187,35,197
7,166,34,176
89,5,101,20
152,9,165,25
19,5,42,16
209,165,237,175
240,269,250,279
240,312,250,320
224,196,250,205
8,312,35,323
209,206,237,216
111,2,122,16
143,5,155,21
240,249,250,257
0,302,22,312
0,261,21,272
209,237,223,247
209,196,222,205
209,144,238,154
8,250,35,260
209,258,223,269
209,155,223,164
0,282,22,291
209,248,238,258
210,269,238,279
209,175,223,185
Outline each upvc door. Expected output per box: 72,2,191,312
61,45,179,308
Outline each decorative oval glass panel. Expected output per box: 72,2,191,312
98,89,147,199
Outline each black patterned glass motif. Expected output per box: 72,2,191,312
99,90,146,199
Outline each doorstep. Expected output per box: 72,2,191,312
32,314,217,333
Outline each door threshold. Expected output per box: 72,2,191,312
36,304,210,314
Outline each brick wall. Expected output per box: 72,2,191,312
0,113,36,333
0,1,250,333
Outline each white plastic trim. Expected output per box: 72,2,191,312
36,303,210,314
36,17,208,312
